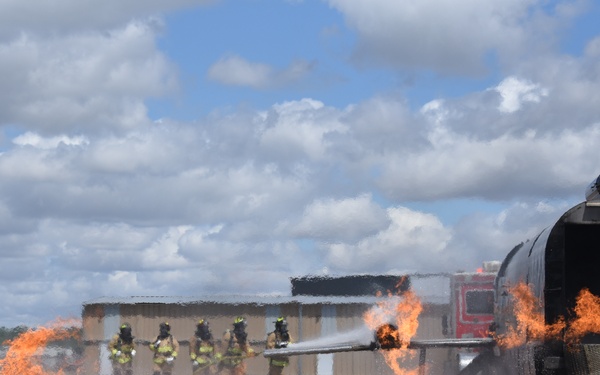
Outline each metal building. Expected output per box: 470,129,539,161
81,274,452,375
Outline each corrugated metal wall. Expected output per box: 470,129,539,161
334,303,377,375
82,299,450,375
418,305,454,375
294,303,319,375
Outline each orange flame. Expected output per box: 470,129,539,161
565,288,600,345
364,287,423,375
496,283,600,348
0,318,81,375
495,283,600,349
495,283,565,348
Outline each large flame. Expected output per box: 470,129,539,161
495,282,565,348
363,279,423,375
496,283,600,349
565,288,600,345
0,318,81,375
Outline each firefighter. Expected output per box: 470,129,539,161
108,322,136,375
218,316,255,375
189,319,220,374
265,317,292,375
149,322,180,375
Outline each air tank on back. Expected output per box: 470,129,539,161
493,174,600,375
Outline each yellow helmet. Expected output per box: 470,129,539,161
233,316,247,331
275,316,287,330
120,322,132,335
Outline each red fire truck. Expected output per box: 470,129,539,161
446,261,500,370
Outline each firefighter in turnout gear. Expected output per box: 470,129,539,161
189,319,220,374
149,322,180,375
108,323,136,375
265,317,292,375
218,316,255,375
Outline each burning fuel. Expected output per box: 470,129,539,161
494,283,600,350
0,318,81,375
564,288,600,345
494,282,565,348
362,288,423,375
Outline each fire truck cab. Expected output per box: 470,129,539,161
447,261,500,370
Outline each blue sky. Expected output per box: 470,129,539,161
151,0,377,118
0,0,599,327
151,0,509,119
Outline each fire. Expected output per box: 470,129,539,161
0,318,81,375
495,282,565,348
496,283,600,349
565,288,600,345
363,286,423,375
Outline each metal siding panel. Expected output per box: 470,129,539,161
335,304,366,375
328,305,378,374
418,314,450,375
301,304,322,341
103,305,120,340
101,305,120,375
296,304,320,375
266,305,281,336
82,304,104,341
318,305,336,375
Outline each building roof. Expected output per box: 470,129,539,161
82,294,388,306
290,274,411,297
83,274,452,307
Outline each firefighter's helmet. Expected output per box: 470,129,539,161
120,322,132,335
233,316,247,331
275,316,287,331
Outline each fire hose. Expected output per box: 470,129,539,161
262,338,495,358
262,324,495,375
